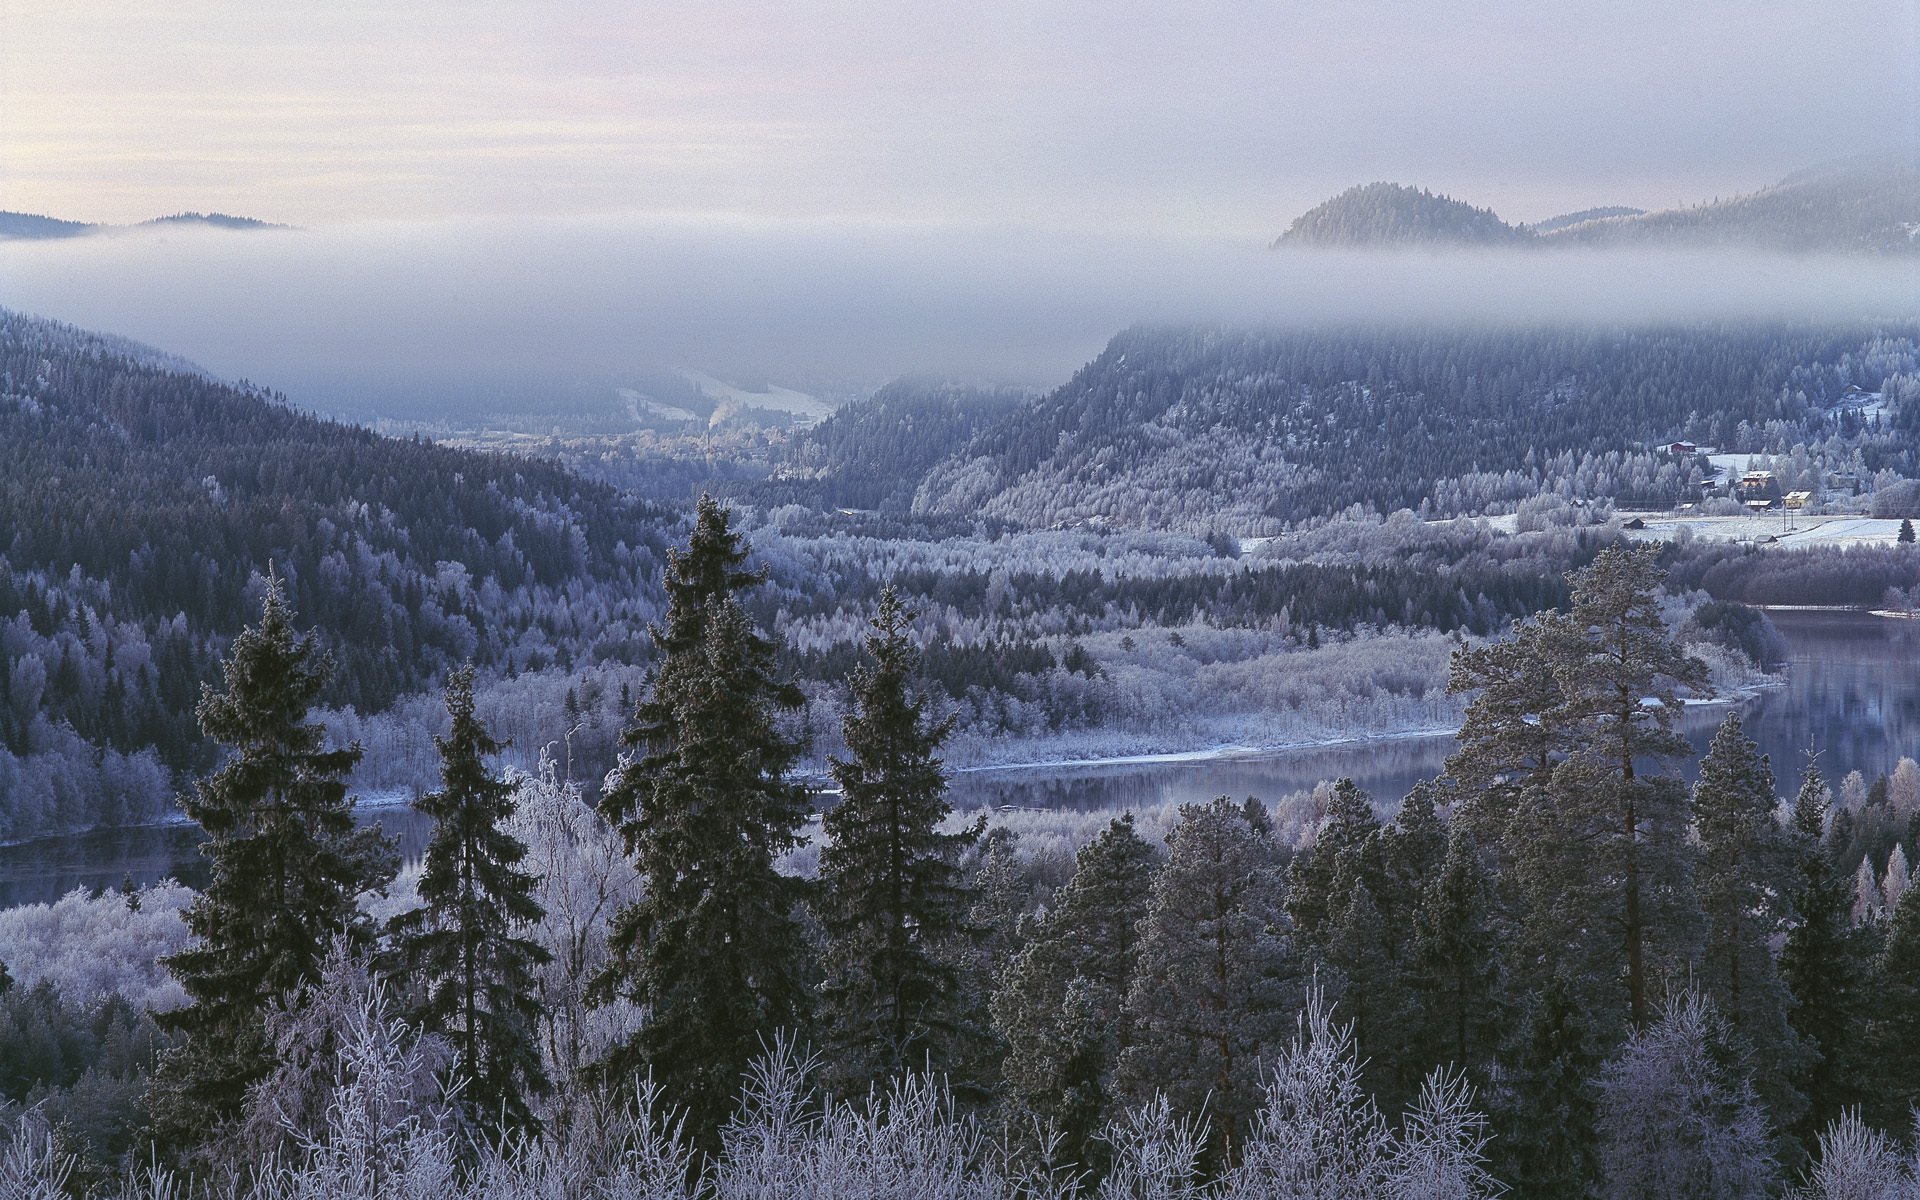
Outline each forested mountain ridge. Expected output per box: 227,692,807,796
911,321,1920,533
0,308,672,838
1274,156,1920,253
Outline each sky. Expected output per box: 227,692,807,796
5,1,1916,236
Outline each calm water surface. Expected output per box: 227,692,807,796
4,609,1917,908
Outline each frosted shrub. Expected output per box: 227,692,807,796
467,1081,696,1200
0,1110,73,1200
1096,1095,1209,1200
1387,1071,1500,1200
1221,982,1392,1200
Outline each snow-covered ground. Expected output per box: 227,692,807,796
1620,512,1910,549
680,370,836,423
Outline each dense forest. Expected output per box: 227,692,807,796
914,320,1920,533
5,532,1920,1199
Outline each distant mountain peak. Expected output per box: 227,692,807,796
1272,182,1525,248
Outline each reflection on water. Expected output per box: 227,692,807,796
5,609,1920,908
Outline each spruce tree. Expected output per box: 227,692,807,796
1865,878,1920,1130
150,578,396,1154
1411,825,1508,1087
1492,975,1603,1199
994,812,1157,1169
816,586,979,1091
1284,777,1382,950
389,665,551,1140
1117,796,1293,1161
1690,711,1806,1136
1780,756,1873,1143
592,496,812,1143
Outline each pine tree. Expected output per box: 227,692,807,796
1780,756,1874,1146
994,812,1157,1169
1690,712,1806,1136
1551,543,1709,1029
150,578,396,1155
1118,796,1293,1161
816,586,979,1092
389,665,551,1140
593,496,812,1144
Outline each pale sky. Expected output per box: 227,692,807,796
4,1,1915,236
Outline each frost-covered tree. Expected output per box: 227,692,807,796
594,497,813,1143
1690,712,1805,1134
1886,845,1912,912
389,666,550,1140
1593,991,1779,1200
150,579,396,1157
817,587,980,1094
1118,797,1293,1160
1801,1110,1920,1200
995,813,1158,1169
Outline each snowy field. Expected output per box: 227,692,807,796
1620,511,1910,548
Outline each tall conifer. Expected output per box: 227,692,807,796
1780,756,1873,1142
390,665,551,1140
1690,712,1806,1139
816,586,979,1091
151,578,396,1153
592,496,812,1143
994,812,1157,1168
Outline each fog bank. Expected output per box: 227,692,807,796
3,219,1915,417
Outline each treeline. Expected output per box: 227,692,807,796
6,533,1920,1199
912,320,1919,532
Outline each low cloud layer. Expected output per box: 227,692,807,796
3,220,1915,415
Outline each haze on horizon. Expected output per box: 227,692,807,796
4,0,1916,236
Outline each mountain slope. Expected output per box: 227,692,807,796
912,322,1917,533
752,378,1031,512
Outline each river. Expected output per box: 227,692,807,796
4,608,1918,909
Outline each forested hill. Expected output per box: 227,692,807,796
912,321,1919,533
1272,182,1524,247
0,211,287,240
1274,157,1920,253
0,309,672,835
751,377,1030,512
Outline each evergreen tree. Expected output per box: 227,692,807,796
1492,975,1603,1200
1551,544,1709,1029
389,665,551,1141
1780,756,1874,1145
816,587,979,1092
1411,826,1508,1088
1865,879,1920,1130
1284,777,1382,950
1690,712,1806,1136
966,826,1033,984
1899,517,1915,544
1118,797,1293,1161
592,496,812,1144
1445,613,1573,839
150,578,396,1155
994,813,1157,1169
